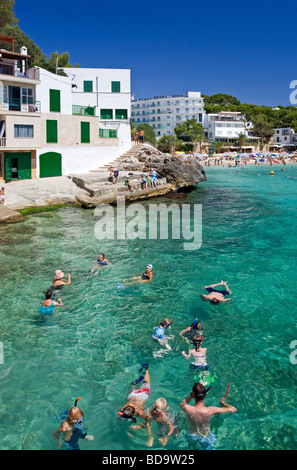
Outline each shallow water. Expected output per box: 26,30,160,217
1,163,297,450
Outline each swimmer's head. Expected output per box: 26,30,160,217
67,407,84,424
192,383,211,402
210,298,220,305
147,264,153,271
98,253,105,261
118,406,136,423
192,319,202,330
193,335,202,349
54,270,64,280
44,288,53,299
152,398,168,414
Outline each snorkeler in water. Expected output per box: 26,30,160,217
53,398,94,450
152,318,173,351
146,398,176,447
182,336,209,371
180,319,203,344
118,365,153,444
123,265,153,285
200,281,232,305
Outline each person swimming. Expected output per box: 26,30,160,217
179,382,237,450
91,253,111,274
53,398,94,450
182,336,209,371
144,398,175,447
51,270,71,292
38,288,63,315
118,365,152,444
180,319,203,344
152,318,173,352
123,265,154,285
200,280,231,305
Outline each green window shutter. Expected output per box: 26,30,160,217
110,129,117,138
84,81,93,92
49,89,61,112
81,122,90,143
115,109,128,120
111,81,121,93
46,120,58,143
100,109,113,120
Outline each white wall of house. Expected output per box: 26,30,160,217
36,145,131,176
36,68,73,115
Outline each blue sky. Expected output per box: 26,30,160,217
15,0,297,106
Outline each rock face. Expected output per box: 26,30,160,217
116,145,207,189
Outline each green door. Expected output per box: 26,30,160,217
4,152,31,181
39,152,62,178
4,155,12,181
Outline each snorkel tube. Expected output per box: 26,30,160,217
222,381,231,402
74,397,81,407
165,321,173,330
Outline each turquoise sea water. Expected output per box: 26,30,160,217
1,164,297,450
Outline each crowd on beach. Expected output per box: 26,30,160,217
173,150,297,167
38,256,237,451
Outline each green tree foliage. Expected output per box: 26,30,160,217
252,120,274,148
236,133,247,152
157,134,175,153
2,25,47,68
0,0,18,32
136,123,156,144
174,118,205,143
0,1,78,73
47,51,79,75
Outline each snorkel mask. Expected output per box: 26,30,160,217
194,386,211,400
118,409,137,423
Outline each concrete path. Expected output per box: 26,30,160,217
2,176,89,211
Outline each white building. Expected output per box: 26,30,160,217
131,92,205,139
204,111,254,142
0,35,131,181
273,128,297,148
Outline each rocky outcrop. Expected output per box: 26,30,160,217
114,145,207,189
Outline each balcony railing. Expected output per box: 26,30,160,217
0,100,41,113
72,105,95,116
0,137,6,147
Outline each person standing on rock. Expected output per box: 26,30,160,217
142,171,147,190
139,129,145,144
135,130,139,146
151,169,157,188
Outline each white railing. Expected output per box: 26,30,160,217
0,137,6,147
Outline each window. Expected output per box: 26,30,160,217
100,109,113,119
81,122,90,143
83,81,93,93
14,124,34,138
22,88,34,104
49,89,60,112
46,120,58,143
111,81,121,93
99,128,117,138
115,109,128,120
